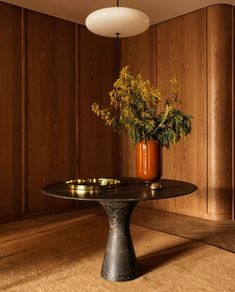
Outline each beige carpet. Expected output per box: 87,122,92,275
0,213,234,292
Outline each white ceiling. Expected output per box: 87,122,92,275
2,0,235,25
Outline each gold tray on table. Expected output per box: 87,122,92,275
65,178,121,191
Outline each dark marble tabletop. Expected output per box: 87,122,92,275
42,178,197,202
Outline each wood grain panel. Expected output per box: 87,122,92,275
120,26,157,208
26,11,76,212
78,26,119,178
120,26,157,179
234,6,235,221
207,5,233,220
155,9,208,218
0,3,22,218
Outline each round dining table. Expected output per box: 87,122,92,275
42,178,197,282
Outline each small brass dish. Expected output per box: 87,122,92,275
65,178,121,190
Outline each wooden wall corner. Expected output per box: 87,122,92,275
207,4,233,220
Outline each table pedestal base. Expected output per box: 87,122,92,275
100,201,138,282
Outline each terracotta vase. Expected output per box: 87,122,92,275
136,140,162,182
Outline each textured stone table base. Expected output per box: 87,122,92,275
100,201,138,282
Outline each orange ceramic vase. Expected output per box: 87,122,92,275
136,140,162,182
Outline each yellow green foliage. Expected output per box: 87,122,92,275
91,66,192,148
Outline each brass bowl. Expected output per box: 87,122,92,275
65,178,121,190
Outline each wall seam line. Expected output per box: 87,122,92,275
232,6,234,220
21,7,27,215
206,7,209,216
75,23,78,178
75,24,80,178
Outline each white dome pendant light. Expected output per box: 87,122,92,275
85,0,150,38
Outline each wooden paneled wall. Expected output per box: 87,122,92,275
26,11,76,212
0,1,234,222
0,2,118,223
0,3,22,220
156,9,208,218
120,4,234,221
120,26,157,209
79,26,119,179
207,5,233,220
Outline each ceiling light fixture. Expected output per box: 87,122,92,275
85,0,150,38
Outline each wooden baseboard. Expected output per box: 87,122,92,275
132,207,235,229
0,202,99,224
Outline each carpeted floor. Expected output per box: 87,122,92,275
0,213,235,292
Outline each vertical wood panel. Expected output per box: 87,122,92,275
155,9,208,218
234,6,235,221
120,26,157,179
0,3,22,218
21,8,26,215
207,5,233,220
78,26,119,178
26,11,76,212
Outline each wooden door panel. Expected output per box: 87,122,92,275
155,9,208,217
78,26,119,179
0,3,22,218
26,11,76,212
